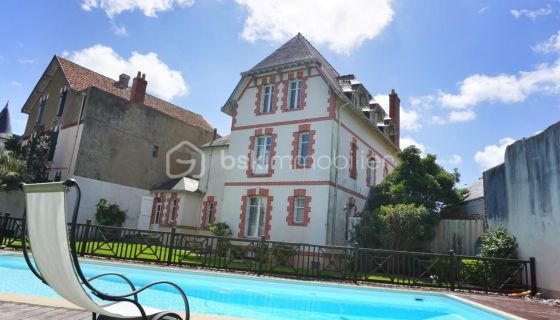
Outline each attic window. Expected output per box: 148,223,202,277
153,145,159,157
57,86,68,117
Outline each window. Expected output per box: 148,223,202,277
169,198,178,223
246,196,266,237
261,84,274,113
253,135,272,174
205,202,213,226
56,86,68,117
293,197,305,223
297,132,310,166
288,80,302,109
36,96,46,125
154,198,163,224
351,93,358,107
367,158,376,186
350,142,357,179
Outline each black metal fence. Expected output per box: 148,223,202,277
0,213,536,294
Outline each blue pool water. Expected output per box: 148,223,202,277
0,254,509,320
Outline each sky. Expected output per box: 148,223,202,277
1,0,560,187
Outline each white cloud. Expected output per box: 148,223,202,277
409,95,435,109
10,80,22,87
511,6,553,20
18,58,34,64
81,0,194,18
374,94,421,131
235,0,394,54
430,115,447,125
66,45,189,100
448,154,463,165
449,109,476,122
400,137,425,155
533,30,560,54
438,59,560,109
111,21,128,37
474,138,515,170
478,6,488,14
401,108,421,131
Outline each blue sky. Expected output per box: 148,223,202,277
1,0,560,187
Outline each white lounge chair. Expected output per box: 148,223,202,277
20,179,190,320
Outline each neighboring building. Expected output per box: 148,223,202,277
484,120,560,297
20,56,215,228
171,34,400,246
0,102,12,148
431,179,485,256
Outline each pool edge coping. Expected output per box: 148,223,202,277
0,251,525,320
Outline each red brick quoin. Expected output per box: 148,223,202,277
291,124,316,169
200,196,217,228
286,189,311,226
246,128,277,177
254,75,279,115
238,188,274,239
281,70,308,112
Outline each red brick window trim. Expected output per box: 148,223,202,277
201,196,217,229
281,70,308,112
366,150,377,187
246,128,277,177
238,188,273,239
286,189,311,226
255,75,279,115
350,138,358,180
291,124,316,169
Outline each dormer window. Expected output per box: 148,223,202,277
56,86,68,117
351,92,358,107
36,95,47,125
288,80,302,109
261,84,275,113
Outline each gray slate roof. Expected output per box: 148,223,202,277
465,179,484,201
250,33,340,87
201,134,230,148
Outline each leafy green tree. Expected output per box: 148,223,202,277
0,149,22,190
355,146,467,250
18,132,52,183
95,199,127,226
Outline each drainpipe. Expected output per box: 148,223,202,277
67,91,87,178
328,97,349,245
195,129,217,234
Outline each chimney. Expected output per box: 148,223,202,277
389,89,400,148
116,73,130,89
130,71,147,104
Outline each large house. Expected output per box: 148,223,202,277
20,57,215,227
150,34,401,246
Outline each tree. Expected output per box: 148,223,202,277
18,131,52,183
0,149,22,190
354,146,467,250
95,199,127,227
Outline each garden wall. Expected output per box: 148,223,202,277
0,190,24,218
484,121,560,298
429,219,483,256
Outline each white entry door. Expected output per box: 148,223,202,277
137,196,154,230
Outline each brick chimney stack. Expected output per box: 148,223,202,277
130,71,147,104
389,89,400,148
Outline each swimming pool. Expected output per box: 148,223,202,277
0,254,512,320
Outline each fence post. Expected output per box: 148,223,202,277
258,235,266,275
167,227,177,266
448,250,456,291
353,242,360,282
529,257,537,296
80,219,91,257
0,213,9,247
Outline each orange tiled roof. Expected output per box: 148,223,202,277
56,56,214,132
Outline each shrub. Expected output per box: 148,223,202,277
271,243,296,266
208,222,232,257
479,226,517,258
95,199,127,227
